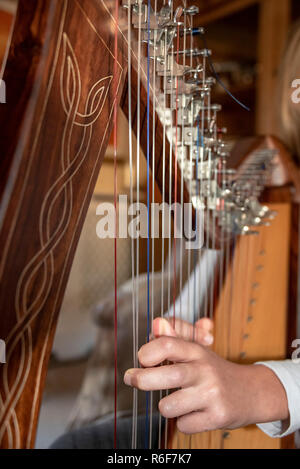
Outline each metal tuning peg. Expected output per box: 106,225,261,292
183,65,204,85
179,27,205,37
174,6,184,22
123,0,277,239
132,2,147,24
183,5,200,16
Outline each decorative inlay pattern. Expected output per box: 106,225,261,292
0,32,112,448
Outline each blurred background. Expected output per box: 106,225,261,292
0,0,299,448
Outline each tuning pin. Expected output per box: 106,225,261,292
179,27,205,37
174,6,184,21
261,221,271,227
183,64,204,84
241,226,259,236
209,118,216,134
263,210,277,220
184,5,200,16
132,2,147,21
173,48,211,58
122,0,138,9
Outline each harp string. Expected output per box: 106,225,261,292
222,153,233,366
179,5,187,330
149,0,158,450
194,115,200,328
113,0,119,450
127,2,139,451
145,0,152,448
190,13,197,332
187,34,193,452
165,5,175,447
204,55,210,322
216,147,227,424
176,6,187,450
209,107,218,321
158,22,168,450
132,0,143,449
173,22,180,329
186,71,192,348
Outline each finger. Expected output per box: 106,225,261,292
138,336,204,367
124,362,194,391
153,318,213,346
177,410,215,434
196,318,214,333
174,318,214,345
159,387,207,419
152,318,177,338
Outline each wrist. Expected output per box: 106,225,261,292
243,364,289,426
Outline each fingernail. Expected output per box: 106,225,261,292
124,369,135,386
203,333,214,346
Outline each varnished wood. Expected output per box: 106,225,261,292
169,203,292,449
0,9,14,67
194,0,259,26
0,0,299,451
0,0,127,448
256,0,291,135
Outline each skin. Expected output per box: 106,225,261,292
124,317,289,434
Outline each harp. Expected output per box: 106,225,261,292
0,0,299,450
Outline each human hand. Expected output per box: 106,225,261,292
124,336,289,434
